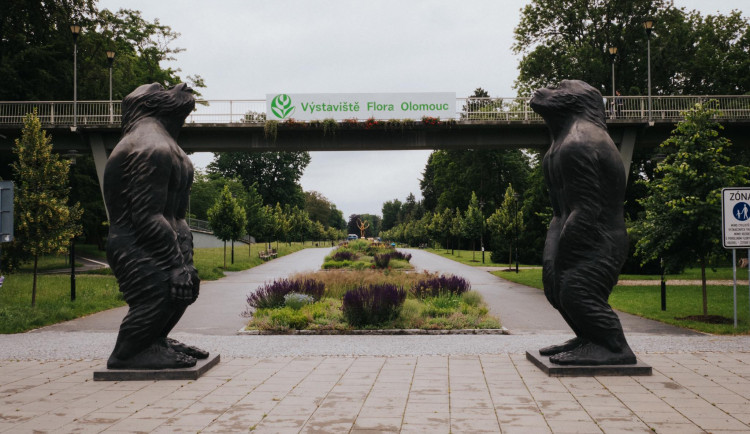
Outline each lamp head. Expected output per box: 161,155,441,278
70,24,82,41
643,19,654,36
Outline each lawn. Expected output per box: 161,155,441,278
0,241,313,333
0,274,123,334
424,247,533,268
493,268,750,334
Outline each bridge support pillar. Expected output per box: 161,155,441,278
88,132,109,220
618,128,637,184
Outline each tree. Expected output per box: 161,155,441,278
381,199,402,231
513,1,750,96
304,190,345,229
207,185,247,268
450,208,464,255
272,203,287,250
208,152,311,208
634,102,750,316
420,149,531,213
190,173,249,221
0,2,205,101
7,112,82,306
437,208,454,252
487,185,525,268
462,192,484,261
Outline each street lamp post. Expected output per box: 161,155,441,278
513,193,520,273
70,24,81,130
608,46,617,117
644,19,654,122
106,50,115,123
479,200,485,264
64,150,79,301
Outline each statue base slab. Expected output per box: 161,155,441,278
93,354,220,381
526,350,651,377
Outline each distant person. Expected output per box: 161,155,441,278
614,90,624,118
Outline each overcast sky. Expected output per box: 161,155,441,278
98,0,746,218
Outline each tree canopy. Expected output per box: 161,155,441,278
0,0,205,101
208,152,311,209
513,0,750,96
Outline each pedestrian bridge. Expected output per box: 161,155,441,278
1,95,749,195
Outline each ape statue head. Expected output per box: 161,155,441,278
529,79,606,131
121,83,195,135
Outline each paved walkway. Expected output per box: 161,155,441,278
405,249,698,337
37,247,334,335
2,352,750,433
3,248,750,433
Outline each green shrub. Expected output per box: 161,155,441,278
398,299,424,325
461,291,482,307
322,260,352,269
422,294,462,317
269,307,309,329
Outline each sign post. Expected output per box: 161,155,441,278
722,187,750,328
0,181,14,288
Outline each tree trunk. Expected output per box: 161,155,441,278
701,256,708,316
31,254,38,307
231,240,234,265
472,240,476,261
223,241,227,269
509,246,512,270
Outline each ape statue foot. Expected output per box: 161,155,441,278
539,337,587,356
107,342,197,370
165,338,209,359
549,342,636,366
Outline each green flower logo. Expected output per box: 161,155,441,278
271,94,295,119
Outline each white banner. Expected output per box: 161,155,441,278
266,92,456,121
722,187,750,249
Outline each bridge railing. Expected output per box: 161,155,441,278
1,95,749,126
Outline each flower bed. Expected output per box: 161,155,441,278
243,270,501,333
322,240,413,270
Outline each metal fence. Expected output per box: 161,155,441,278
1,96,748,126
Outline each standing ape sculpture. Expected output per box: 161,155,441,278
530,79,636,365
104,83,208,369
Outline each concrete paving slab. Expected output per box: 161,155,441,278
0,352,747,433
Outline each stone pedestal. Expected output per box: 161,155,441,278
526,350,651,377
94,354,220,381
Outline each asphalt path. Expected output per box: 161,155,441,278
36,247,334,336
403,248,698,336
36,246,696,337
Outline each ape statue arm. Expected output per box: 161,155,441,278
557,140,604,256
120,138,193,303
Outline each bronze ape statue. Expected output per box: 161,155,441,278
104,83,208,369
530,79,636,365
